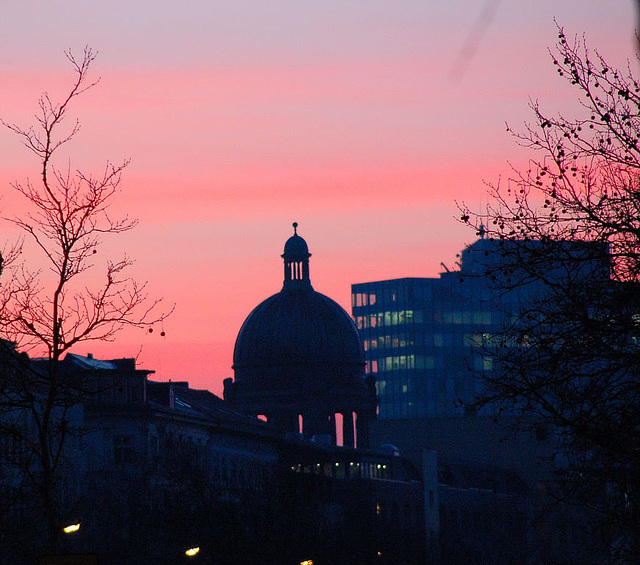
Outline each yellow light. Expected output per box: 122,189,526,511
185,547,200,557
300,561,314,565
62,523,80,534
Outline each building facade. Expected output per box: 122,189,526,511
352,237,610,419
351,241,502,419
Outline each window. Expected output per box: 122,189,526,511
414,355,434,369
353,292,371,307
114,434,133,464
149,435,159,460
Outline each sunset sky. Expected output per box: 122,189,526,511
0,1,635,394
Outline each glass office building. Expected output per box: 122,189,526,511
352,276,500,419
352,237,604,419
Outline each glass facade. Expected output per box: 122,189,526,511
352,239,544,420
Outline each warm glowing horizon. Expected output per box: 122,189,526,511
0,1,634,396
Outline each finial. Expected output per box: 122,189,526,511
292,222,298,235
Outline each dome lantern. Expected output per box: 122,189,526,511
282,222,312,290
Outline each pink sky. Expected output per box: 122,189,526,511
0,1,635,395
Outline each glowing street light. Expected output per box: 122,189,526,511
62,523,81,534
300,560,314,565
185,547,200,557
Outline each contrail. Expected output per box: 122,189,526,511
450,0,503,84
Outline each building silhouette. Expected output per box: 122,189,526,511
225,222,376,447
0,228,609,564
0,225,424,565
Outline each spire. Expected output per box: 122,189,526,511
282,222,312,290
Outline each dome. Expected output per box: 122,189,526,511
232,288,364,381
225,223,374,447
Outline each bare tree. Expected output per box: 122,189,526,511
459,27,640,560
0,47,167,554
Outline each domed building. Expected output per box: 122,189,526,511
224,224,376,447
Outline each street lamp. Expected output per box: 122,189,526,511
185,547,200,558
62,523,81,534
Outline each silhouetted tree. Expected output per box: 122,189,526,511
0,47,167,555
459,27,640,561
